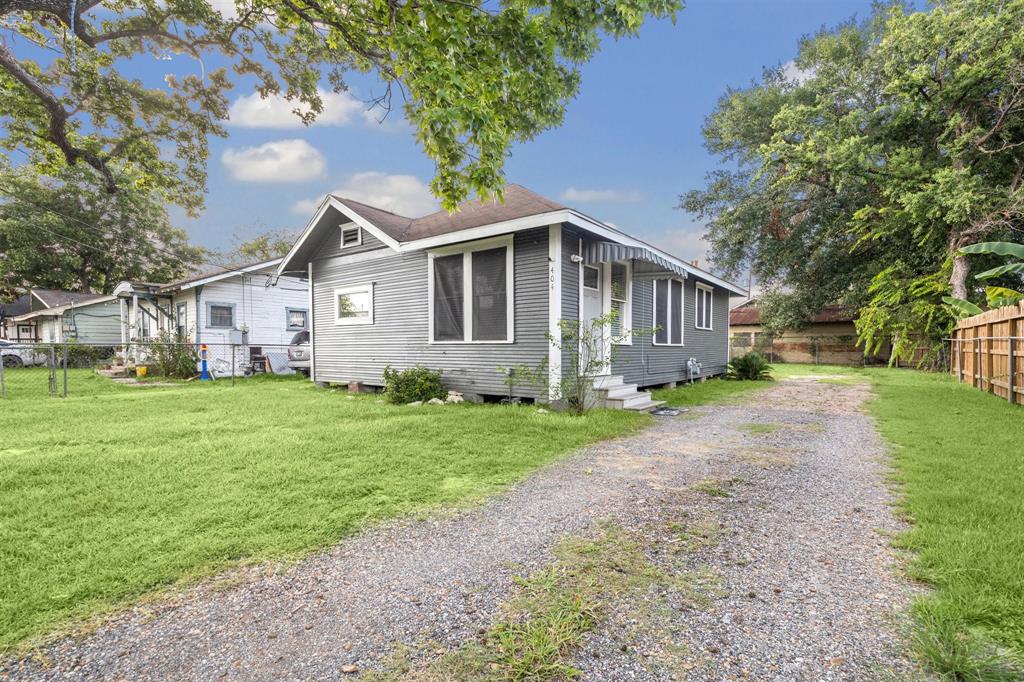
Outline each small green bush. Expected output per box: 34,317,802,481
64,341,109,368
727,352,773,381
383,364,446,404
150,332,198,379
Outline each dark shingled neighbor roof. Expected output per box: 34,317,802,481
330,184,567,243
0,294,32,319
31,289,107,308
730,302,857,326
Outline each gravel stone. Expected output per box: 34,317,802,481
0,377,925,680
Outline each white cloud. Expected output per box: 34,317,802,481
221,139,326,183
291,171,439,216
644,227,710,267
228,89,368,129
560,187,643,204
781,60,815,85
208,0,238,19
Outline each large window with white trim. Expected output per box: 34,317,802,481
429,237,514,343
695,282,713,330
653,278,684,346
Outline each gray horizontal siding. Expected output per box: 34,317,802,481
311,228,550,397
612,275,730,387
560,225,581,374
64,300,122,345
311,217,389,260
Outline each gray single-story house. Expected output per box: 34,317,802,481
276,185,745,409
3,289,121,345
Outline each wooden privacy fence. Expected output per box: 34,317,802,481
951,302,1024,405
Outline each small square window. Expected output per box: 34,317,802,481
335,285,373,325
582,265,600,290
341,225,362,248
286,308,308,330
208,304,234,328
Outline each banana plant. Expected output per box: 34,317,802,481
943,242,1024,318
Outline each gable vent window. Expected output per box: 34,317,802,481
695,283,713,330
609,261,631,342
653,279,684,346
429,237,514,343
340,225,362,249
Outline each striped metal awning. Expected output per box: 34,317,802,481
581,241,688,279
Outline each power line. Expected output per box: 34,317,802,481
0,182,296,286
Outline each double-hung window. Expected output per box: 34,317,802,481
610,261,632,343
429,237,514,343
653,279,684,346
695,283,713,330
175,302,187,339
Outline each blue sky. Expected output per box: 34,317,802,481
180,0,877,263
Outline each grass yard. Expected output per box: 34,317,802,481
769,363,1024,678
0,369,648,651
652,376,771,406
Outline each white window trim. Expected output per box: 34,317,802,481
334,284,374,326
340,224,362,250
609,260,632,346
582,265,600,291
652,278,686,346
427,234,515,344
695,282,714,331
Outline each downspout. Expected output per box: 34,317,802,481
194,284,204,345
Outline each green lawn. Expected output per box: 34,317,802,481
765,363,1024,678
651,376,771,406
0,369,648,651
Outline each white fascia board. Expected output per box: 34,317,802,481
275,196,403,280
170,259,283,293
398,209,747,296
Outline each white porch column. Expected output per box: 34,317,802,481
547,224,562,402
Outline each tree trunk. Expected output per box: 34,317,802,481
950,252,970,300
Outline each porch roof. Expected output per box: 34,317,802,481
582,241,691,280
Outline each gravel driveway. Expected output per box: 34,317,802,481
1,377,922,680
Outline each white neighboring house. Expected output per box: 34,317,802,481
113,259,309,372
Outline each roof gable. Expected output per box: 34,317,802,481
31,288,108,309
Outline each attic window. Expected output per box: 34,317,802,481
340,225,362,248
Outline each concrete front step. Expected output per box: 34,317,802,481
592,374,664,412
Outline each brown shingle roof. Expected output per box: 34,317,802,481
331,184,566,243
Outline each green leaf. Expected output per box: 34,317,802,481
941,296,983,318
985,286,1024,308
959,242,1024,259
975,263,1024,280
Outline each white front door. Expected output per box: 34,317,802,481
581,264,606,371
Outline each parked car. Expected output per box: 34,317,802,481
0,340,47,368
287,330,310,375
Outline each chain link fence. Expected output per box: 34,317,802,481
0,341,303,399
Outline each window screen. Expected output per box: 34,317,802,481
610,262,628,336
654,280,668,344
670,280,683,344
472,247,508,341
209,305,233,328
433,254,465,341
583,265,599,289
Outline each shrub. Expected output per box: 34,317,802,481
383,365,446,404
63,341,107,368
727,352,773,381
150,332,198,379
